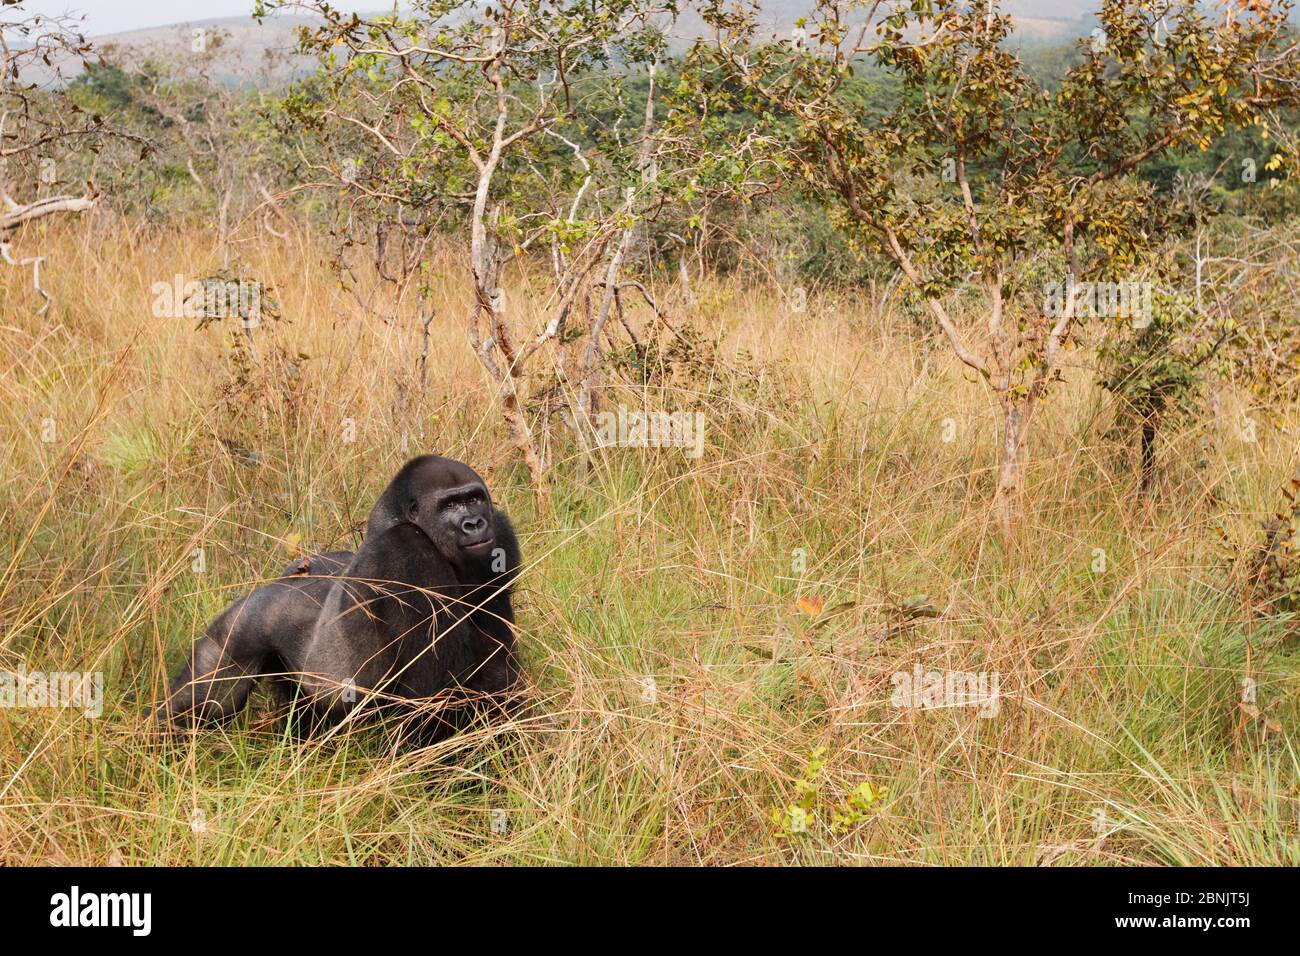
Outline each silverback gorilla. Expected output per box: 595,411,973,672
158,455,521,744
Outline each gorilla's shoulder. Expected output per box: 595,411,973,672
352,523,456,585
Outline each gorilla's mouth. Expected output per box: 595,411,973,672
462,536,494,555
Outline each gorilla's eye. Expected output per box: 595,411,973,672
407,498,420,517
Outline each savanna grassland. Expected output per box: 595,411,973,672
2,214,1297,865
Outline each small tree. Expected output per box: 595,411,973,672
1098,286,1221,490
1098,215,1300,491
260,0,685,505
689,0,1300,535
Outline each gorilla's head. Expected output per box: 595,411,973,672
369,455,497,569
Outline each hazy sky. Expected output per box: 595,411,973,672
21,1,382,36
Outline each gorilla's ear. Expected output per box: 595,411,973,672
403,486,454,554
404,491,442,545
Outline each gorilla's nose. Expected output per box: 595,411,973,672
461,515,488,537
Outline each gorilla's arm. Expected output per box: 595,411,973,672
404,506,523,742
158,551,352,727
456,506,521,696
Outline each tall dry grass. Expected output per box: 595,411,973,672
0,212,1297,865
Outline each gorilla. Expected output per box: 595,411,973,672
158,455,521,745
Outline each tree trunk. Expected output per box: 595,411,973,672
500,386,550,512
995,397,1029,539
467,153,550,510
579,214,634,422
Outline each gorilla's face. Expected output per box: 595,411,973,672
403,457,496,568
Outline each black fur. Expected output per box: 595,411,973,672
158,456,521,745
